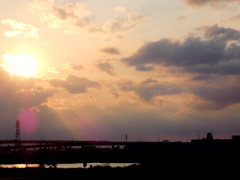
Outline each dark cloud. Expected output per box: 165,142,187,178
116,76,240,110
141,78,158,85
186,59,240,75
182,0,240,8
135,84,182,101
136,65,155,71
97,62,115,76
0,68,55,138
122,24,240,75
116,79,134,91
68,63,84,70
117,78,182,101
49,74,100,94
100,47,121,55
190,74,212,81
198,24,240,41
192,85,240,110
0,69,55,110
52,4,77,20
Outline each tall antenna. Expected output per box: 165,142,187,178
15,120,20,140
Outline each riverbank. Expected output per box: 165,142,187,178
0,162,237,180
1,164,143,180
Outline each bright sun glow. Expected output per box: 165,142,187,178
1,54,37,76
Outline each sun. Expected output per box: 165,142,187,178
1,54,37,76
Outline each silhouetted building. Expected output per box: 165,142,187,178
206,132,213,140
232,135,240,140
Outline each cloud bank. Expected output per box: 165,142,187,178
182,0,240,8
122,24,240,109
117,78,182,102
29,0,146,34
49,74,100,94
1,19,39,39
122,24,240,76
100,47,121,55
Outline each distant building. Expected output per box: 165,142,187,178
162,140,169,143
206,132,213,140
232,135,240,140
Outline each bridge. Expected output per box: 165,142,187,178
0,139,171,150
0,139,181,165
0,121,239,166
1,138,240,168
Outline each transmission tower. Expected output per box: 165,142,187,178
15,120,20,140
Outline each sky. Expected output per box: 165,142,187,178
0,0,240,142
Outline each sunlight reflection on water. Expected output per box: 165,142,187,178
0,163,136,169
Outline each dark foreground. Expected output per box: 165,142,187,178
1,139,240,179
0,162,238,180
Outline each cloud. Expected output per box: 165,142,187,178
182,0,240,8
75,18,90,27
136,65,155,71
75,19,105,33
198,24,240,41
113,6,126,13
122,24,240,75
1,19,39,39
36,1,90,21
117,78,182,102
61,63,84,71
116,79,134,91
141,78,158,85
52,3,90,21
190,74,212,81
30,0,145,35
100,47,121,55
49,74,100,94
97,62,115,76
226,13,240,22
219,13,240,28
192,84,240,110
29,0,54,12
135,84,182,102
30,0,91,29
176,15,186,21
0,68,55,112
105,11,145,33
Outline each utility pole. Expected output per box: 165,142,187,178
15,120,21,149
15,120,20,140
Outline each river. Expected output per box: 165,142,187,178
0,163,137,168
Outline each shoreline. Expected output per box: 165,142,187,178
0,162,237,179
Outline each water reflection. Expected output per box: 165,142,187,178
1,164,38,168
0,163,136,169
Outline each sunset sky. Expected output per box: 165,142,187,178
1,0,240,141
